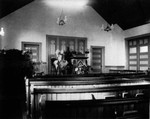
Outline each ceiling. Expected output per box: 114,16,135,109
92,0,150,30
0,0,33,18
1,0,150,30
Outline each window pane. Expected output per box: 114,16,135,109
129,61,137,64
133,40,137,45
140,54,148,59
50,40,56,54
79,41,84,54
140,46,148,53
32,59,37,62
60,40,66,51
129,41,132,46
139,40,143,45
32,53,37,56
140,66,148,70
23,43,40,62
69,41,75,51
129,47,137,54
129,55,137,59
93,49,101,53
129,66,137,70
31,47,37,50
92,60,101,63
140,60,148,65
144,39,148,44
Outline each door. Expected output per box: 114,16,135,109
91,46,104,73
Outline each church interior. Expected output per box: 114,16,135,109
0,0,150,119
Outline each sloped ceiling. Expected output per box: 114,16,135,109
92,0,150,30
0,0,34,18
1,0,150,30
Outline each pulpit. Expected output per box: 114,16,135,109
72,55,88,74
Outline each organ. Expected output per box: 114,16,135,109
26,73,150,119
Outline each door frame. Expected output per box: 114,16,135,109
90,46,105,73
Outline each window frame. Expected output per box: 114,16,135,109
126,35,150,71
22,42,42,62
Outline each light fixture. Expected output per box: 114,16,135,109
100,0,114,32
100,24,114,32
57,10,67,26
0,27,4,36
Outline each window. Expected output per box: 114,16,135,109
46,35,87,55
127,37,150,70
22,42,41,62
46,35,87,73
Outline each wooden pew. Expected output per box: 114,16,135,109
27,74,150,119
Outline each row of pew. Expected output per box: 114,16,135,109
26,72,150,119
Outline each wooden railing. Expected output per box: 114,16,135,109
109,69,145,74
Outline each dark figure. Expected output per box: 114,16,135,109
64,47,73,74
0,49,34,119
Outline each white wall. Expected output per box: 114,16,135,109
0,0,125,72
124,23,150,38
